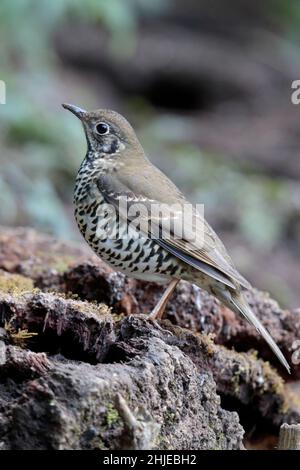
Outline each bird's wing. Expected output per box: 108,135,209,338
97,172,251,290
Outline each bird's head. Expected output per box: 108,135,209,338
62,103,144,163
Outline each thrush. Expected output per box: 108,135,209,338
62,103,290,373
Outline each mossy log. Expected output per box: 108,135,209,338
0,226,299,450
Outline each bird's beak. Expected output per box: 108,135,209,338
62,103,87,120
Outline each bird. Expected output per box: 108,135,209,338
62,102,290,373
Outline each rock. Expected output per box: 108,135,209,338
0,226,299,449
63,264,300,379
0,298,244,449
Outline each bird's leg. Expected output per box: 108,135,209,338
148,279,179,320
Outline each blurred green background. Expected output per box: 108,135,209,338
1,0,300,307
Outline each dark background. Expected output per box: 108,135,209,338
1,0,300,307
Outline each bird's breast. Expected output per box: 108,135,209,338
74,192,185,282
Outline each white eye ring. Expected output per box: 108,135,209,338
96,122,110,135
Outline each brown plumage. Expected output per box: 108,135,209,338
63,103,290,373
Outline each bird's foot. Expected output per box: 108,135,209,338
146,311,172,336
147,306,163,322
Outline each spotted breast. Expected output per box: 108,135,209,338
74,155,185,284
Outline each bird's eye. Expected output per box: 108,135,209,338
96,122,110,135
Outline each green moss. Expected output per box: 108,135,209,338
163,321,216,357
199,332,216,356
164,410,177,424
52,259,73,274
74,300,112,317
261,361,284,395
64,291,80,300
94,438,108,450
5,319,38,348
111,312,125,322
229,361,247,395
215,431,226,449
29,252,74,276
0,273,34,294
43,292,112,318
156,435,170,449
105,403,120,427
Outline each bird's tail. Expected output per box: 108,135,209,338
221,290,290,373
